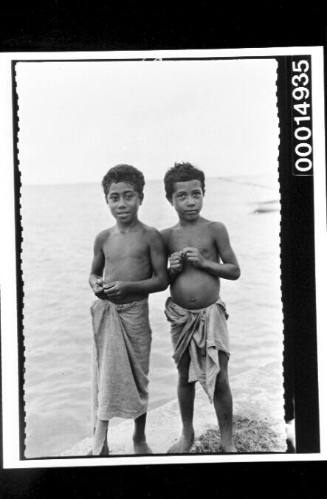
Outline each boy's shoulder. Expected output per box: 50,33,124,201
160,219,227,233
94,227,114,245
160,223,179,242
139,222,164,242
204,219,226,230
204,219,229,235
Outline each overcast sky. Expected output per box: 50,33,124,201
16,58,279,185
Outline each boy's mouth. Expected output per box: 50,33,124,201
116,212,131,220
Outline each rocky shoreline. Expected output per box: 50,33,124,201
61,384,287,457
192,416,285,454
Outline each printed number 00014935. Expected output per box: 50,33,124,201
291,59,313,174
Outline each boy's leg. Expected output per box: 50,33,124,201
213,350,236,452
92,419,109,455
168,351,196,453
133,413,152,454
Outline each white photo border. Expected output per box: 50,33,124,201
0,46,326,468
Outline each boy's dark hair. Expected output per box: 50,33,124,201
102,164,145,200
164,162,205,201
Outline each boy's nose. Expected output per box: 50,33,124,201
186,196,195,206
117,197,126,207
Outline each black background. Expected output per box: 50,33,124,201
1,2,327,497
0,2,326,52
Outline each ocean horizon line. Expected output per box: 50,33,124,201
23,172,275,188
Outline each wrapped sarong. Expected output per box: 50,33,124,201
91,298,151,429
165,297,230,403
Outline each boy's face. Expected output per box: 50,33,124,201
107,182,142,224
170,179,203,221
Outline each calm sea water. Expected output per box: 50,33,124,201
21,175,282,457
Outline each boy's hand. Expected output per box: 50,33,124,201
103,281,130,298
169,251,184,274
182,247,205,268
91,277,106,298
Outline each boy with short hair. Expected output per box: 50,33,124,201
161,162,240,453
89,164,168,455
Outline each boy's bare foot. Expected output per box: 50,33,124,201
133,438,152,454
90,439,110,456
167,432,194,454
220,443,237,453
100,440,110,455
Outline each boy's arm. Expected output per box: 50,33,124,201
89,232,106,297
104,229,169,297
184,222,240,280
167,252,184,283
161,228,182,283
145,229,169,291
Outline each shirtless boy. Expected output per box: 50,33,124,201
161,162,240,453
89,164,168,455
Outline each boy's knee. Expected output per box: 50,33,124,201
218,350,230,371
178,368,190,386
177,352,191,385
215,371,230,393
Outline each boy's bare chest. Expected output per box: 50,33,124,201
103,232,148,260
169,227,217,256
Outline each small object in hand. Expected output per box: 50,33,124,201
108,284,116,290
95,280,104,290
180,251,187,262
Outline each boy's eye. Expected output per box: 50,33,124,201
110,196,118,202
124,193,134,200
